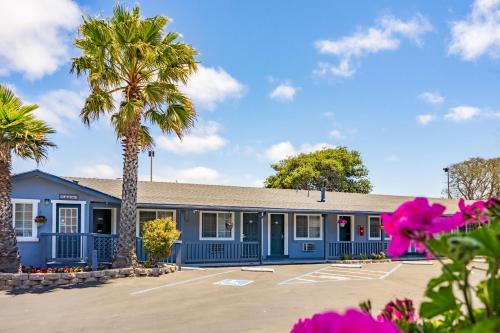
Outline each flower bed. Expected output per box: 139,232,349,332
0,265,176,291
328,259,391,264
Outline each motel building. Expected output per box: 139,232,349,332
11,170,462,268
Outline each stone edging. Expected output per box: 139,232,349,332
328,259,392,264
0,265,177,291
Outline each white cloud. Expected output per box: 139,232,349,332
75,163,120,179
34,89,85,134
385,154,400,162
416,114,436,125
182,65,244,110
156,120,228,154
262,141,334,162
0,0,81,80
148,166,221,184
322,111,334,117
329,129,344,139
445,106,481,122
419,91,444,105
269,82,298,102
449,0,500,60
314,14,432,77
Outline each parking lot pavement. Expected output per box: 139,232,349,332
278,263,402,285
0,262,440,333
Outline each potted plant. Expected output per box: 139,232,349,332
338,218,348,227
34,215,47,224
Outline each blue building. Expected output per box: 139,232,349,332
11,170,460,267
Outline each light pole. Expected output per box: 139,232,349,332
148,150,155,182
443,167,450,199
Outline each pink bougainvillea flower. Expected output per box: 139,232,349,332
291,309,401,333
377,299,416,323
456,198,489,224
382,198,460,257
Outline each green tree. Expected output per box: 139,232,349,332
265,147,372,193
141,217,180,265
0,84,55,273
446,157,500,200
71,5,198,268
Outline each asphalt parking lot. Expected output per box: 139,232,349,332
0,261,442,333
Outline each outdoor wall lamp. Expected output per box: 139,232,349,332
44,198,51,205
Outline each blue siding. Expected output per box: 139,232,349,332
12,176,117,267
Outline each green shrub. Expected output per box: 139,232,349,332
340,253,353,260
141,217,180,264
359,253,368,260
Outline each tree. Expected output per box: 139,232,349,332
265,147,372,193
446,157,500,200
141,217,180,265
71,5,198,268
0,84,55,273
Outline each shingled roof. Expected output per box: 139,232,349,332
65,176,461,214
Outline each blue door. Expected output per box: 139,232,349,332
270,214,284,256
56,204,81,259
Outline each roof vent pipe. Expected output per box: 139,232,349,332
320,187,326,202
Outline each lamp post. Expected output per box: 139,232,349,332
443,167,450,199
148,150,155,182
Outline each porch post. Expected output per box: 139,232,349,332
259,212,265,264
323,213,328,260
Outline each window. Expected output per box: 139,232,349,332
294,214,322,240
200,212,234,240
59,207,78,233
368,216,381,240
137,209,175,236
12,199,39,241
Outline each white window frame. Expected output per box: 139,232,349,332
336,214,355,242
136,209,176,237
11,199,40,242
368,215,382,240
293,214,323,240
199,211,235,241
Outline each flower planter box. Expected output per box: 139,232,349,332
0,264,177,291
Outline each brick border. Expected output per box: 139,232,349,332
328,259,392,264
0,265,177,291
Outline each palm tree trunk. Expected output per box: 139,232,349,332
0,144,20,273
113,124,140,268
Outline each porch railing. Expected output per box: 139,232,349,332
328,241,389,258
184,241,260,263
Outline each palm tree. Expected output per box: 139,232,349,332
0,84,55,273
71,5,198,268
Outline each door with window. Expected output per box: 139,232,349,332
56,204,81,258
338,215,352,241
270,214,285,256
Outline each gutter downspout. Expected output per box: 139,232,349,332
323,213,328,261
260,212,265,265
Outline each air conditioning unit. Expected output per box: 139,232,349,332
302,243,315,252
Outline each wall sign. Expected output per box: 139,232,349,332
59,194,79,200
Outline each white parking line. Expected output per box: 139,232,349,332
279,264,402,285
130,270,236,296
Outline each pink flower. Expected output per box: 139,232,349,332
377,299,416,323
382,198,459,257
291,309,401,333
456,199,489,224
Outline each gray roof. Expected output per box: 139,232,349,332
66,177,462,214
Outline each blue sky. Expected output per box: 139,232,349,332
3,0,499,197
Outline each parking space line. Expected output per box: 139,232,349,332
378,264,402,279
279,263,403,285
130,270,236,296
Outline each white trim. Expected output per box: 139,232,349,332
240,212,259,242
91,207,118,235
293,213,323,241
199,211,235,241
367,215,381,240
51,200,86,258
267,213,288,256
136,208,176,237
336,214,355,242
11,199,40,242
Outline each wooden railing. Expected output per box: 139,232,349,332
184,242,260,263
328,241,389,258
